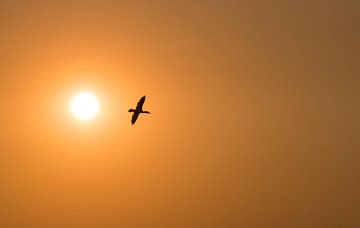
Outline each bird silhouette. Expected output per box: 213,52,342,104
128,96,150,125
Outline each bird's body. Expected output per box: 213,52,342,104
128,96,150,124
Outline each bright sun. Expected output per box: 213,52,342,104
71,92,99,121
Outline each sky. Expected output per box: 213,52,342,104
0,0,359,227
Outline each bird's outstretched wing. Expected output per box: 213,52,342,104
131,112,140,125
136,96,146,110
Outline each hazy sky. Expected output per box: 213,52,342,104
1,1,359,227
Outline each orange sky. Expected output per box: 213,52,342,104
1,1,359,227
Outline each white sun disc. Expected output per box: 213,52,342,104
71,92,99,121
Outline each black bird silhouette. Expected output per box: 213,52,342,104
128,96,150,125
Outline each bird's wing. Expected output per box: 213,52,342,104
131,112,140,125
136,96,146,110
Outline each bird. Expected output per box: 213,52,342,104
128,95,150,125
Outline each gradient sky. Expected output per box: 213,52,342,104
1,1,359,227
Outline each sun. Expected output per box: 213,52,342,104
71,92,99,121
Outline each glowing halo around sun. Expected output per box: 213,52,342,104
71,92,99,121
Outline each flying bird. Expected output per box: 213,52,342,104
128,96,150,125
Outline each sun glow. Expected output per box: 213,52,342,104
71,92,99,121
